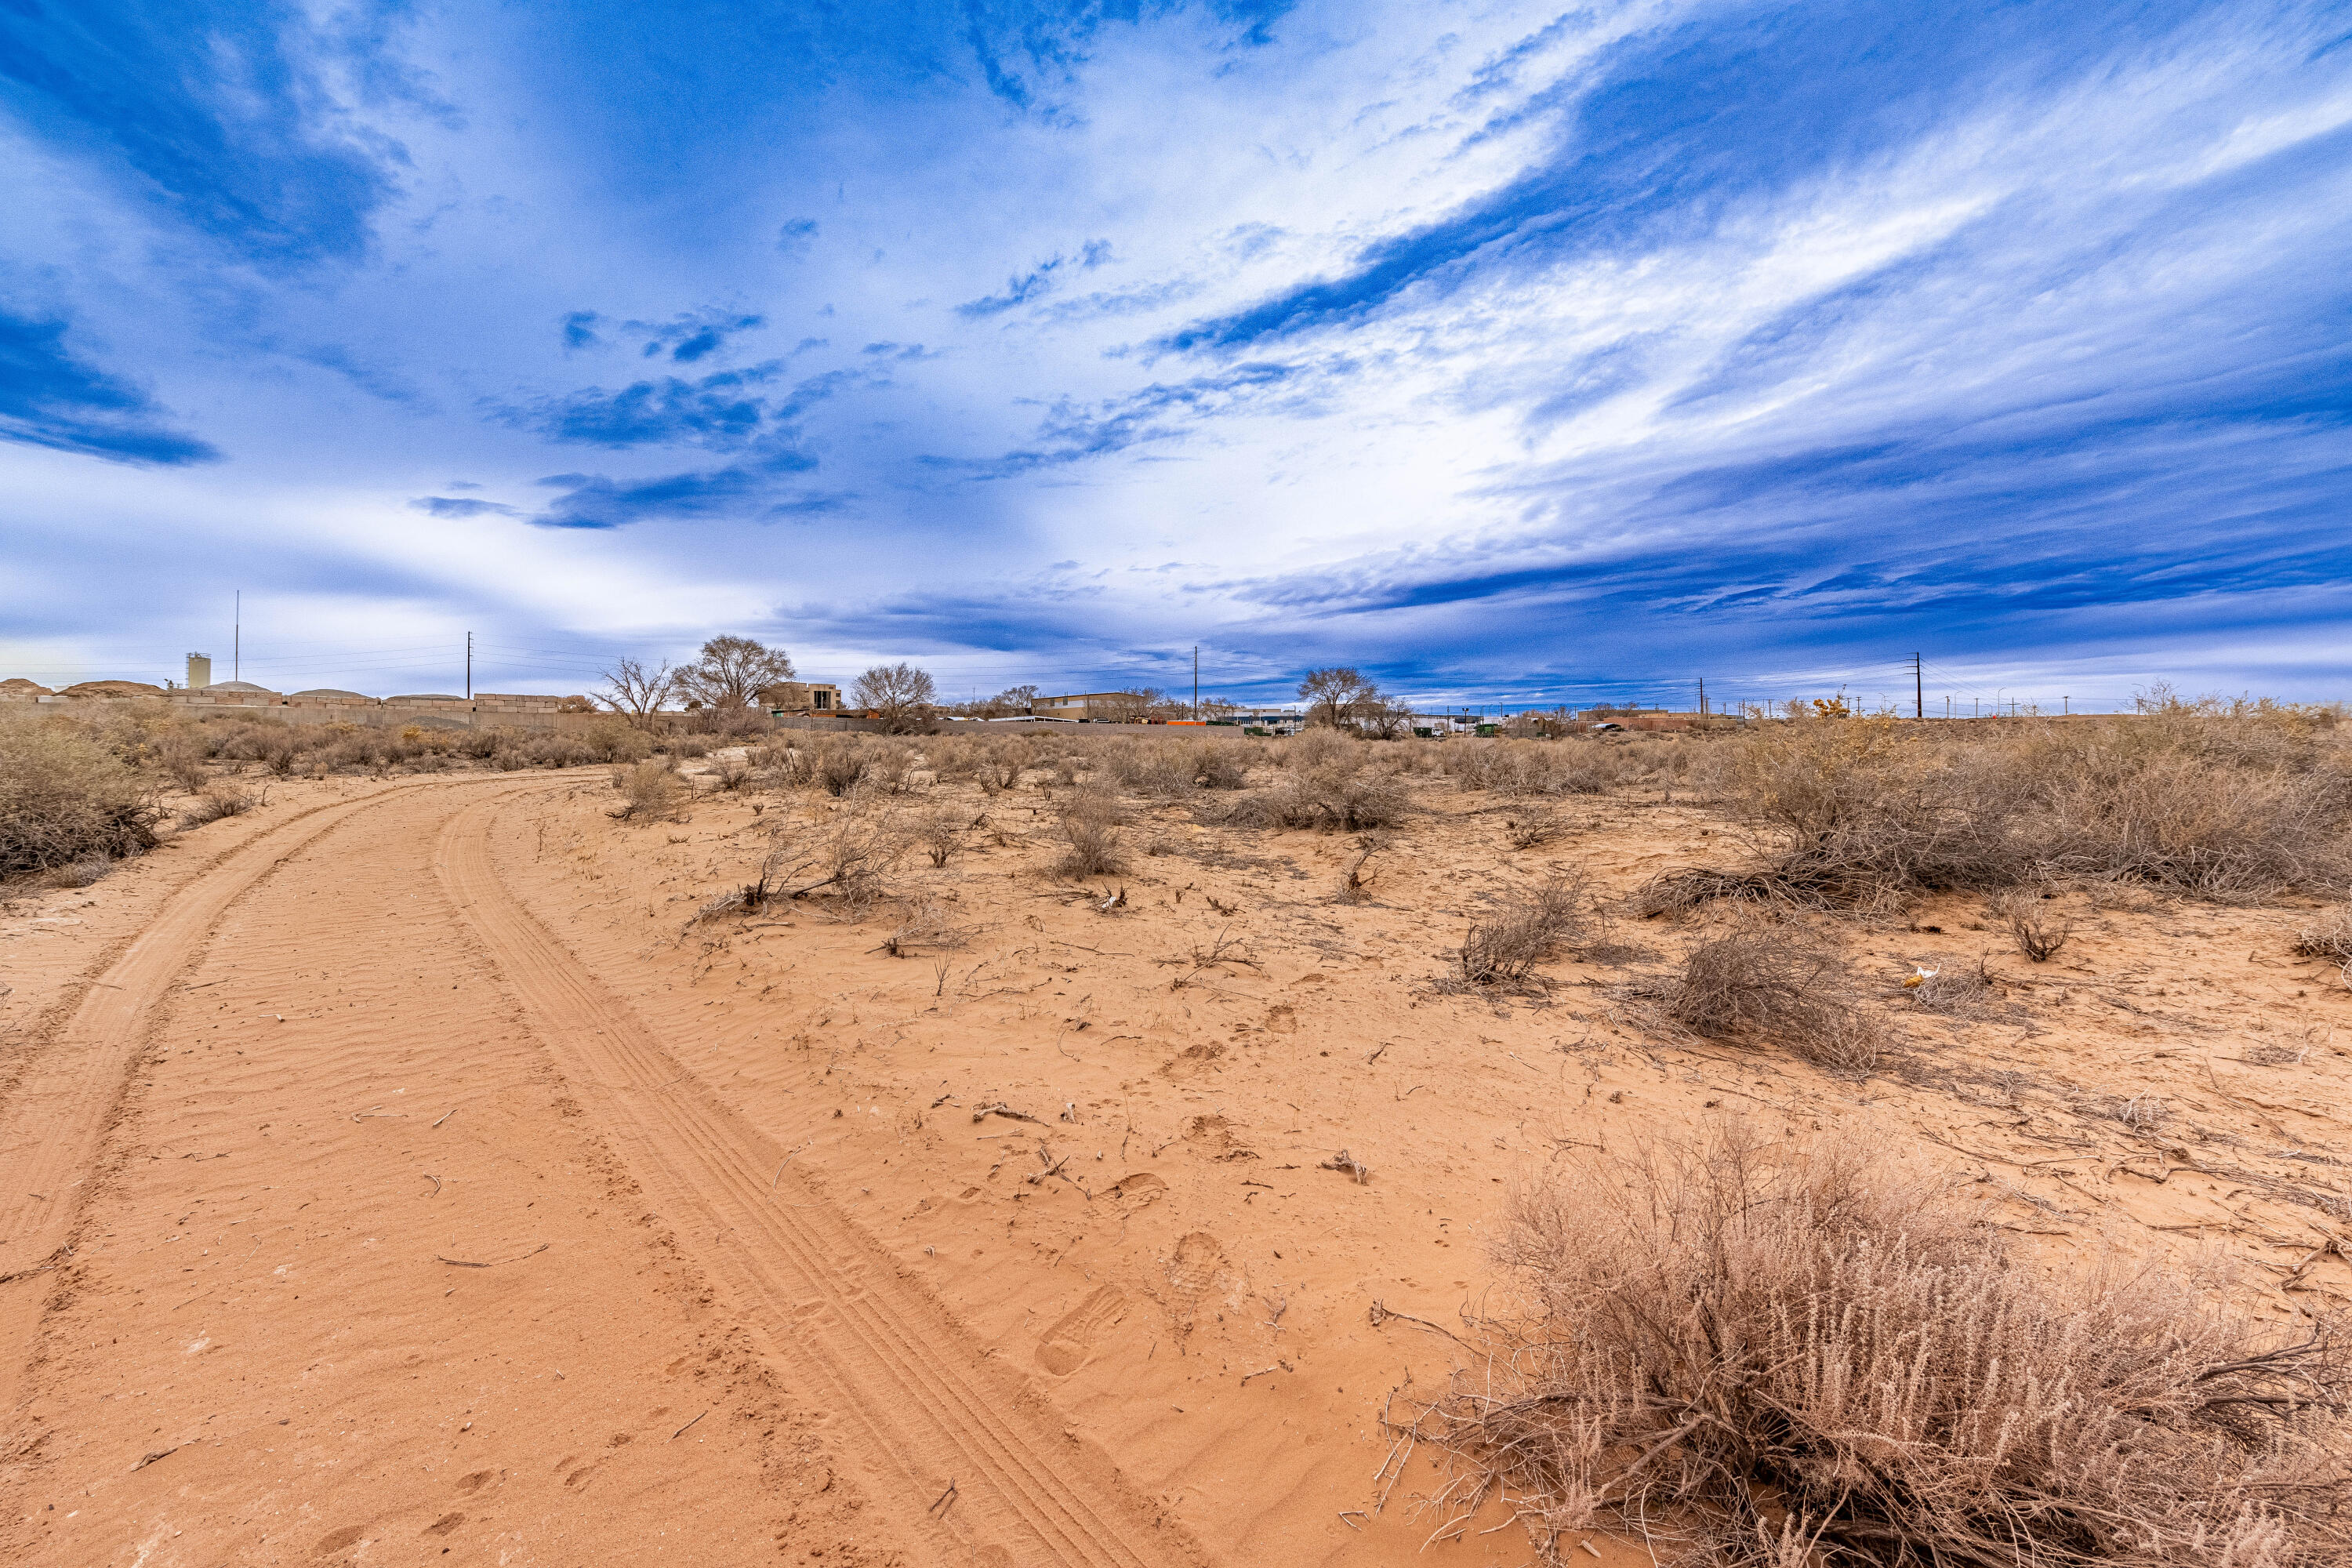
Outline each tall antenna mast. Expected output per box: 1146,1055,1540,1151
234,590,241,682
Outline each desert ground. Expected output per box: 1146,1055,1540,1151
2,722,2349,1567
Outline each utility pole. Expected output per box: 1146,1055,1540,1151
466,631,473,699
234,590,240,682
1192,644,1199,720
2063,695,2069,715
1908,652,1922,719
1697,677,1707,718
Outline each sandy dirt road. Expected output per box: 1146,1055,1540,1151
0,775,1193,1566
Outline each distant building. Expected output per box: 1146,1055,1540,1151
761,681,843,714
1033,691,1139,720
186,652,212,690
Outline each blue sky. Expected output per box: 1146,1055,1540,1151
3,0,2349,710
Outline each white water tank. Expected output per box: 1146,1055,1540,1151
186,652,212,690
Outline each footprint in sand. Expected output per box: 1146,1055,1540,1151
1106,1172,1166,1207
1165,1232,1229,1333
313,1523,368,1558
1035,1283,1129,1375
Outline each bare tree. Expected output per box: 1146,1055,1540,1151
853,662,938,733
673,635,795,712
1091,687,1167,724
1360,694,1416,739
1298,666,1377,730
599,656,677,725
993,684,1040,714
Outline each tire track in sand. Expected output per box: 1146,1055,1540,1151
0,777,532,1417
437,793,1205,1568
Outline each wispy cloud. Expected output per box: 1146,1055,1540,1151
0,0,401,268
408,495,520,519
0,310,218,465
955,241,1114,318
498,362,793,450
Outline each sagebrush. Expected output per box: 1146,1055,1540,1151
1395,1127,2352,1568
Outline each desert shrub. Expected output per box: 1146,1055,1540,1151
972,736,1034,793
666,735,713,759
1054,788,1125,877
1458,874,1585,986
810,736,870,796
1195,740,1250,789
875,897,973,956
179,782,261,827
2295,901,2352,962
155,731,210,793
1651,713,2352,914
610,760,684,822
0,719,163,877
1552,742,1635,795
1229,763,1409,832
1664,929,1881,1069
1401,1127,2352,1568
2040,753,2349,899
53,852,116,887
1639,720,2034,913
1285,727,1356,770
1504,805,1572,849
1109,740,1189,796
854,743,916,795
572,720,653,764
710,757,750,791
517,731,591,768
1338,833,1387,904
917,805,961,866
760,809,909,918
1991,887,2073,961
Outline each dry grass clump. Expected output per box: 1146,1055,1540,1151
1054,789,1126,877
1395,1127,2352,1568
875,897,973,956
1458,874,1587,987
178,782,263,827
1663,929,1882,1070
1904,954,1997,1014
0,719,164,877
609,759,685,822
1504,805,1573,850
